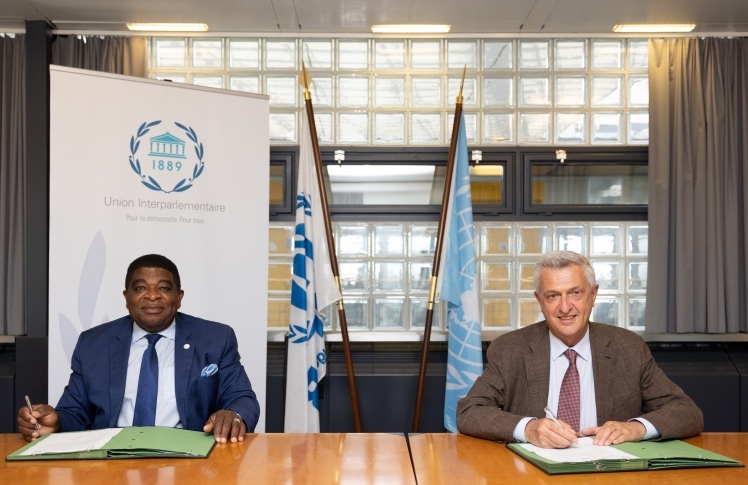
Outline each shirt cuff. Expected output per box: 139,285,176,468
512,417,536,442
630,417,660,440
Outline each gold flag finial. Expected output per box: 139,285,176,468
456,65,466,104
300,61,313,100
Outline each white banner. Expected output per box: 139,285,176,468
48,66,269,431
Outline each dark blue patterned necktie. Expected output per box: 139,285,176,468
132,333,163,426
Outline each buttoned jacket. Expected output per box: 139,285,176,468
56,312,260,432
456,322,704,442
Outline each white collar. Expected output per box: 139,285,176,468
131,319,176,343
549,325,591,362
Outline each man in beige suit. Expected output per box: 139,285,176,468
456,251,703,449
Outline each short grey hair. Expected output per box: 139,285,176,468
533,250,596,292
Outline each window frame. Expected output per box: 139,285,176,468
522,148,648,215
266,146,646,221
316,147,513,218
269,148,297,216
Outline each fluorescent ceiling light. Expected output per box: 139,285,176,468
371,24,451,34
612,24,695,33
126,23,209,32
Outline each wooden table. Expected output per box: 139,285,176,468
1,433,416,485
409,433,748,484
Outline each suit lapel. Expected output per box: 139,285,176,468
109,320,133,427
590,323,614,425
524,322,551,417
174,313,195,425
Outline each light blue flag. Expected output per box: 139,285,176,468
439,112,484,433
284,108,341,432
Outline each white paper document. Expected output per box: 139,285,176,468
519,437,638,463
21,428,122,456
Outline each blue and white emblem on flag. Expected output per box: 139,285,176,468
438,112,484,433
284,108,341,433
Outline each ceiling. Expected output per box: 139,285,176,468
2,0,748,35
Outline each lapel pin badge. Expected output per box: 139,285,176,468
184,344,190,349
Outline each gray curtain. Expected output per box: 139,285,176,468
0,35,25,335
52,35,146,77
647,38,748,333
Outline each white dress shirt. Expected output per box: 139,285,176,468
117,321,182,428
513,326,659,442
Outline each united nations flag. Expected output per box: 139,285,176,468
437,111,484,433
284,107,341,433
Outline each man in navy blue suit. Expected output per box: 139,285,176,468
18,254,260,443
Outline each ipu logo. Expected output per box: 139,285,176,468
128,121,205,193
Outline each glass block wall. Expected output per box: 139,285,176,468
147,37,649,146
268,221,648,333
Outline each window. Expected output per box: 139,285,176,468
268,221,647,332
145,36,651,337
268,222,442,331
315,148,511,216
524,151,648,213
269,150,295,215
147,37,649,147
319,158,510,214
266,146,647,337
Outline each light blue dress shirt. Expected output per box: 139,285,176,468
512,327,659,442
117,321,182,428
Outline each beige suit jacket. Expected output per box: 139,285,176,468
456,321,704,442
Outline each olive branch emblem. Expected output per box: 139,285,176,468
128,120,206,193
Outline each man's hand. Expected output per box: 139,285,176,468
525,418,578,448
203,409,246,443
17,404,60,442
581,420,646,446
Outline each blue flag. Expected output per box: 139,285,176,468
438,112,484,432
284,108,341,432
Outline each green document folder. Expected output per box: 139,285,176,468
6,427,216,461
508,439,743,475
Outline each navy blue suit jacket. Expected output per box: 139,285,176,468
56,312,260,432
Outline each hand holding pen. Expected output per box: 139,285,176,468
523,407,579,449
17,396,61,442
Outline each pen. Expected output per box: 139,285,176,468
543,407,563,428
25,395,41,431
